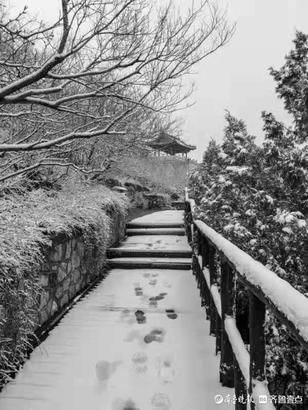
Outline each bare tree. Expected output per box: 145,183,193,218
0,0,234,183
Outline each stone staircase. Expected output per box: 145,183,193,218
0,210,233,410
107,211,192,270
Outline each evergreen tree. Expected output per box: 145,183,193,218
270,31,308,139
189,32,308,401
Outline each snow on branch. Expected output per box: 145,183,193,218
0,0,234,182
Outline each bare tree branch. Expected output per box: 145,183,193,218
0,0,234,182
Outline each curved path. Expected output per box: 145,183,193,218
0,211,232,410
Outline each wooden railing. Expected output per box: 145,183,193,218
184,188,308,410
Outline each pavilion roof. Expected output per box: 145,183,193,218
147,132,196,155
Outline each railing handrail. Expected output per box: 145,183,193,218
194,219,308,350
184,188,308,410
184,187,196,212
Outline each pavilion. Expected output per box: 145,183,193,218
147,131,196,158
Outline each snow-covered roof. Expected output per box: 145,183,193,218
148,131,196,154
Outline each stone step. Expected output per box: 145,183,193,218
107,257,191,270
107,248,192,258
126,228,185,236
127,221,183,229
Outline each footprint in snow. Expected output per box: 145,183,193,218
121,308,130,318
149,292,167,303
149,279,157,286
95,360,121,382
149,298,158,308
144,328,165,344
134,286,143,296
135,310,146,324
120,309,135,325
113,398,140,410
123,400,140,410
157,357,175,383
166,309,178,320
124,330,141,342
132,352,148,373
163,280,172,289
151,393,171,410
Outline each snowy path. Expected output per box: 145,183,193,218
0,210,233,410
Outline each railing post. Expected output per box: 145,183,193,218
194,228,202,289
195,226,202,256
236,287,250,345
190,220,194,248
234,357,247,410
198,234,205,299
208,245,217,336
209,247,221,354
249,291,266,410
201,236,209,268
200,237,210,319
234,285,248,410
220,260,235,387
215,310,222,355
184,199,193,244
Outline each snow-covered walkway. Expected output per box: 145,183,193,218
0,211,232,410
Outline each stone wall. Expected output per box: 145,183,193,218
38,210,125,326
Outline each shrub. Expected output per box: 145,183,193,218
0,182,128,386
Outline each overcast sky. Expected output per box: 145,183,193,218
183,0,308,160
9,0,308,160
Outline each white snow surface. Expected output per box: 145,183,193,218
131,210,184,225
0,211,233,410
120,235,190,251
195,220,308,344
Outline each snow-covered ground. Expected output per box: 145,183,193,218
0,211,233,410
130,210,185,226
118,235,190,251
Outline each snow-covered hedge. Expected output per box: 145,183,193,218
0,183,128,386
